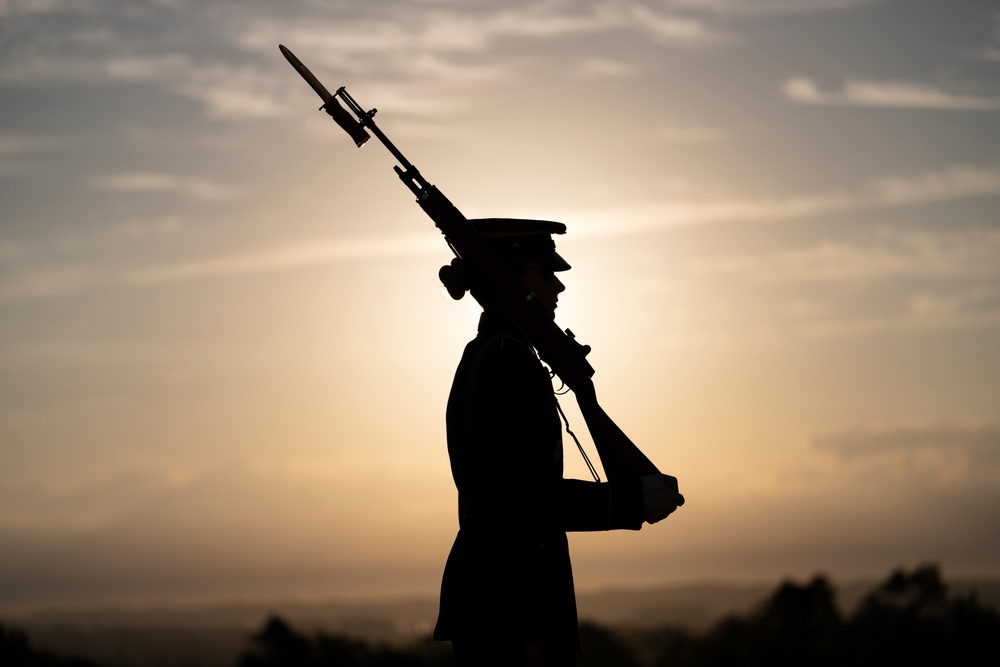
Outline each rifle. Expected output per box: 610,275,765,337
280,45,676,487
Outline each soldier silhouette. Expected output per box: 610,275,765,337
276,47,682,666
432,219,682,666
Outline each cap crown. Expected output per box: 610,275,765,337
468,218,570,271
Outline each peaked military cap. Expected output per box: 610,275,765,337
468,218,571,271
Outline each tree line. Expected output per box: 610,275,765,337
3,564,998,666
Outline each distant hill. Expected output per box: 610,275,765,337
580,579,1000,632
6,578,999,667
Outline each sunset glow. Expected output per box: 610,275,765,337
1,0,998,612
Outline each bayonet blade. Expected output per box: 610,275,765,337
280,44,333,104
279,44,370,147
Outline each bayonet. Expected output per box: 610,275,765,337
280,44,369,147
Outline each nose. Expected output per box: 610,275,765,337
554,275,566,294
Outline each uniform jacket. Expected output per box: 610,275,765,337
433,313,644,650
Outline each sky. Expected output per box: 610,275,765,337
1,0,999,612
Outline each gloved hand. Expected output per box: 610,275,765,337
641,473,684,524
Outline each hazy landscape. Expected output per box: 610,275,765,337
5,566,999,666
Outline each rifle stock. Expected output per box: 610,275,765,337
280,45,664,483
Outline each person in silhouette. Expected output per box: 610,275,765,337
432,219,682,666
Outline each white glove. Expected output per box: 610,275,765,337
641,473,684,524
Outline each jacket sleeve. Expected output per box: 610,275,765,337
557,477,644,532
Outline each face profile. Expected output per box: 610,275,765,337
467,217,570,318
519,262,566,317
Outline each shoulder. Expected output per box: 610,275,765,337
452,330,545,400
464,330,535,374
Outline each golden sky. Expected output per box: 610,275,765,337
1,0,999,610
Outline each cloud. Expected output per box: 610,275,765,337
788,304,1000,339
664,222,1000,339
243,3,652,64
0,0,86,16
112,162,1000,287
656,124,727,143
0,458,453,607
0,466,187,532
0,133,66,174
0,1,735,124
119,233,442,285
570,163,1000,237
684,227,1000,282
120,215,186,237
93,172,242,201
817,424,1000,458
0,162,989,299
965,14,1000,62
665,0,884,14
100,54,294,120
0,266,95,302
101,53,191,82
569,192,854,238
177,68,294,120
653,226,1000,342
814,423,1000,485
631,7,727,47
0,133,62,156
6,161,994,301
870,164,1000,204
573,57,637,79
783,77,1000,110
479,3,628,39
247,3,727,85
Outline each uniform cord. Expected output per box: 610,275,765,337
554,395,601,483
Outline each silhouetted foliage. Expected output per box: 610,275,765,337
0,623,98,667
237,615,452,667
648,564,1000,667
240,616,312,667
689,575,842,667
578,621,642,667
234,571,997,667
634,626,699,667
845,564,1000,667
